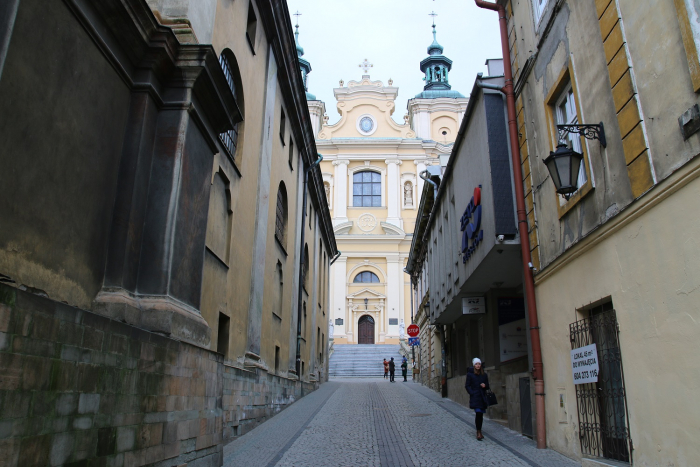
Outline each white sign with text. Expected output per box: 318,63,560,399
462,297,486,314
571,343,599,385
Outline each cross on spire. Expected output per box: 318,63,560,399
429,11,438,27
293,10,302,27
359,58,373,74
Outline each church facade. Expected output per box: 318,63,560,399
306,27,469,345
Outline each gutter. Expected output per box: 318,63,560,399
475,0,547,450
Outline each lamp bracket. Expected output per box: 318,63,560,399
557,122,606,148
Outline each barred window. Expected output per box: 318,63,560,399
218,51,242,160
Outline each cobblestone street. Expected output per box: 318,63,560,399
224,378,581,467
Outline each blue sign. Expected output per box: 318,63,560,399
408,337,420,346
460,185,484,263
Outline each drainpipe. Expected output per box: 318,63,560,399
329,251,341,265
296,153,323,378
474,0,546,449
419,170,439,199
440,325,447,397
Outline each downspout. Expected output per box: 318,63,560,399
439,325,447,397
419,170,439,199
474,0,546,449
296,153,323,378
329,251,341,265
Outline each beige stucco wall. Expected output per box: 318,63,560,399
534,157,700,464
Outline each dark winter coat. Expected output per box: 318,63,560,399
401,361,408,375
389,360,395,372
465,367,490,410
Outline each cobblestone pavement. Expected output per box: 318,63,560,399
224,378,581,467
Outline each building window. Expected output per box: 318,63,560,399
303,244,309,291
217,313,230,356
353,171,381,207
280,108,286,145
288,138,294,169
275,182,288,247
545,64,593,216
555,84,587,190
274,346,280,375
533,0,548,25
218,51,243,161
354,271,380,283
246,1,257,52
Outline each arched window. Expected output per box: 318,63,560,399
303,244,310,291
218,49,244,160
353,171,381,207
275,182,288,246
354,271,380,283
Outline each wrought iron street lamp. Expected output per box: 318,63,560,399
543,122,606,199
543,142,584,198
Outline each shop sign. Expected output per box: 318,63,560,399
460,186,484,263
462,297,486,314
571,343,599,385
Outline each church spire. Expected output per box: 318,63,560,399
415,12,464,99
293,12,316,100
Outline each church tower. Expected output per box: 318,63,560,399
295,18,325,136
408,18,469,144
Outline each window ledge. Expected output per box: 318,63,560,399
274,234,288,256
205,246,229,269
246,34,256,55
557,182,594,218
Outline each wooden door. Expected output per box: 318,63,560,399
358,315,375,344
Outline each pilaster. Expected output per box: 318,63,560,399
385,159,403,229
332,159,349,225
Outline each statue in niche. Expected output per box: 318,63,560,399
324,182,331,203
399,319,405,339
404,182,413,206
329,318,334,339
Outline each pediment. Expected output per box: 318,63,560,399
333,221,353,235
347,288,386,299
380,222,405,236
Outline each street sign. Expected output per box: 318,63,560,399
462,296,486,314
407,324,420,337
408,337,420,346
571,343,599,385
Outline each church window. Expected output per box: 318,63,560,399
354,271,380,283
275,182,288,247
353,171,381,207
246,1,258,52
218,50,243,162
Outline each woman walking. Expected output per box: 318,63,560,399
465,357,490,440
383,359,389,379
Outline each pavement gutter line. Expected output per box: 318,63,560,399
265,383,341,467
371,383,417,467
406,383,542,467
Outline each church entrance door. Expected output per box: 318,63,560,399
358,315,375,344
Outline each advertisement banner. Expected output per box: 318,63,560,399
571,343,599,385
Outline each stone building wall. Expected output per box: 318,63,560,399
0,283,318,467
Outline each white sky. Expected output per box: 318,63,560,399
286,0,505,124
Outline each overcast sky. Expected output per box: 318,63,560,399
286,0,505,123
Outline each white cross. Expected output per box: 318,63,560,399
359,59,373,74
429,11,438,26
293,10,301,27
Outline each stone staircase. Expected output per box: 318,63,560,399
329,344,405,377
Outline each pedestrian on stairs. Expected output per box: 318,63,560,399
383,359,389,379
389,357,396,382
465,357,490,441
401,357,408,382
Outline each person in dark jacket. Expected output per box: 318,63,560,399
389,357,396,382
465,357,490,440
401,357,408,382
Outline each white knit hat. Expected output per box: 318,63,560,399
472,358,482,365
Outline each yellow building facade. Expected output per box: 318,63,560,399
314,29,468,345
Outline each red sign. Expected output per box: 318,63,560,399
407,324,420,337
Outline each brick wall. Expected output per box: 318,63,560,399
0,283,322,467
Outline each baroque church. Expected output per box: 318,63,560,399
298,23,469,344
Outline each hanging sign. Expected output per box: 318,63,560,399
462,297,486,314
460,186,484,263
570,343,599,385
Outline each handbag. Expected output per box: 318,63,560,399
484,389,498,407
